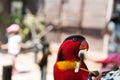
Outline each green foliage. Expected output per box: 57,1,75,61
0,14,21,26
23,12,47,40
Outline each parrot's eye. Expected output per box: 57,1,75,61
72,38,79,42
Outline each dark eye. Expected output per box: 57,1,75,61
72,38,78,42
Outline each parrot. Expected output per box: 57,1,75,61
54,35,89,80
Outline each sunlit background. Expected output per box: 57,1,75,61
0,0,120,80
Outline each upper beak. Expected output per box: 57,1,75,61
79,40,89,51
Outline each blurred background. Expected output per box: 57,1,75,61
0,0,120,80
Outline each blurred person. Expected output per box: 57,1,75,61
1,24,22,74
94,13,120,80
107,13,120,53
39,36,51,80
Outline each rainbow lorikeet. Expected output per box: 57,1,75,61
54,35,89,80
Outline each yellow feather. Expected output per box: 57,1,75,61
56,61,81,71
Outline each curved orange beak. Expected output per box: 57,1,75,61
79,40,89,51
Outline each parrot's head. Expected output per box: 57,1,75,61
57,35,89,61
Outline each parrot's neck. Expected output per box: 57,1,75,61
56,60,82,72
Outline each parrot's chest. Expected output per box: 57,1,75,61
54,67,83,80
54,68,88,80
54,61,88,80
